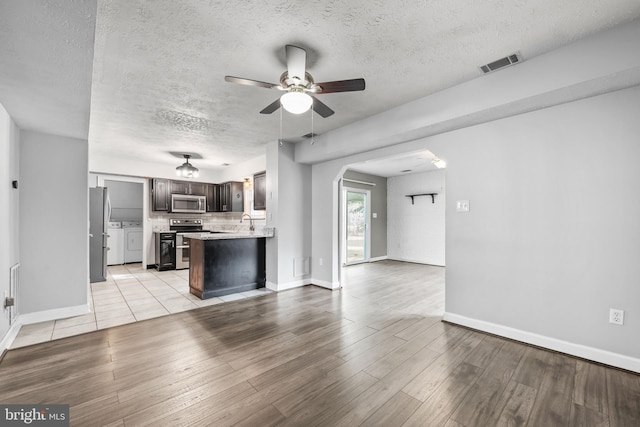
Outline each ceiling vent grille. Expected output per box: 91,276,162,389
480,52,522,74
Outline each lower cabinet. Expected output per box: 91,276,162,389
155,232,176,271
189,237,266,299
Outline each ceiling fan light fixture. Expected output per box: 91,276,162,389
176,154,199,178
280,91,312,114
432,157,446,169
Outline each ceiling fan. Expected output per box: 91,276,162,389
225,45,365,118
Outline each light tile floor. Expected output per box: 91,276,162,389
11,263,273,349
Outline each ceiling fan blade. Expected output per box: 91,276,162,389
311,96,334,118
285,45,306,81
225,76,279,90
315,78,366,93
260,98,281,115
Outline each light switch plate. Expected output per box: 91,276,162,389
372,213,378,219
456,200,470,212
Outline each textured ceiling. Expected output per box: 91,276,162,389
2,1,640,175
0,0,96,139
348,150,441,178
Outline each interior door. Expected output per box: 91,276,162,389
343,188,371,265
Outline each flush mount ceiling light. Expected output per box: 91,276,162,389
280,90,313,114
432,157,446,169
176,154,199,178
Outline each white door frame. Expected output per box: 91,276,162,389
341,186,372,266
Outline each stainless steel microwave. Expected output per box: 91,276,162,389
171,194,206,213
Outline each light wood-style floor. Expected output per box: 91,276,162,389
1,260,639,426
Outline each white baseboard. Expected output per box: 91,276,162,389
388,256,445,267
19,304,91,326
310,278,340,290
443,312,640,373
0,321,22,356
266,278,340,291
266,279,310,292
0,304,91,354
368,256,388,262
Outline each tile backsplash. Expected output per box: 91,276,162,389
149,215,266,233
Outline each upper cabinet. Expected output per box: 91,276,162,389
151,178,170,211
151,178,244,213
206,184,219,212
170,180,206,196
253,171,266,210
169,180,187,195
230,182,244,212
219,181,244,212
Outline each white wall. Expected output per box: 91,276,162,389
265,141,279,286
266,141,312,290
90,154,221,184
0,102,19,343
19,130,89,317
90,152,267,185
301,20,640,371
311,145,433,289
308,86,640,372
218,154,266,183
439,86,640,369
387,170,445,266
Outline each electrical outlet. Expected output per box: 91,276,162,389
456,200,470,212
609,308,624,325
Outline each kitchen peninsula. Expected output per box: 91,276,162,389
188,232,269,299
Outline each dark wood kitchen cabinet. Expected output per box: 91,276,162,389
170,180,206,196
151,178,170,211
189,236,265,299
206,184,219,212
150,178,242,212
169,180,187,195
253,171,266,210
189,182,206,196
220,181,244,212
154,232,176,271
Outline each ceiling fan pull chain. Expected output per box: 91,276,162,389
311,104,315,145
279,104,283,147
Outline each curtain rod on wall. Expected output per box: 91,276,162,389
343,178,376,186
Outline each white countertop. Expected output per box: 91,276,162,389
189,228,275,240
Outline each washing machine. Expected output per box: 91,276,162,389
107,221,124,265
122,221,143,263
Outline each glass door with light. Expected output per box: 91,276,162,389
342,187,371,265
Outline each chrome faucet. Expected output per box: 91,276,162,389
241,213,255,232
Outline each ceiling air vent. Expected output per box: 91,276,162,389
480,52,522,74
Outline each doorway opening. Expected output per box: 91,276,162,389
341,187,371,266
